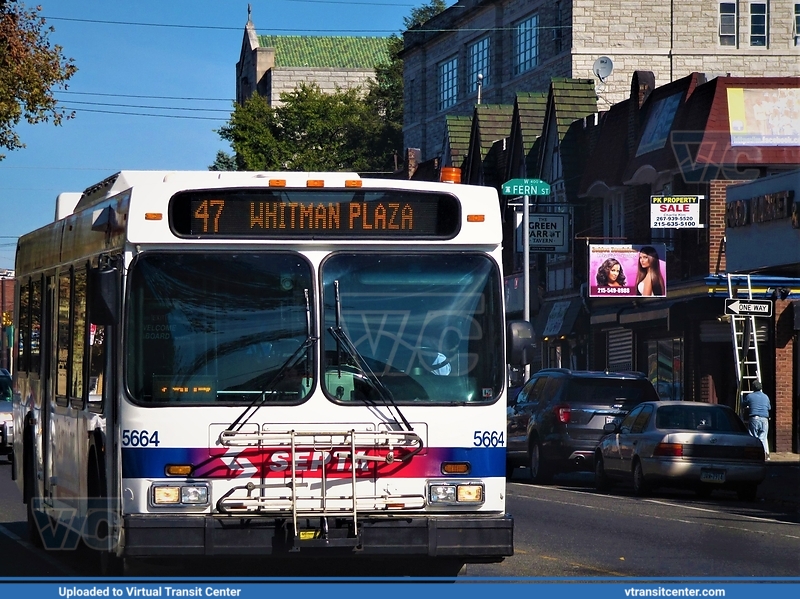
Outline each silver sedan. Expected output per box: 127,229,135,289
594,401,766,501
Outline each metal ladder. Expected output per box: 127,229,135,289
727,273,762,417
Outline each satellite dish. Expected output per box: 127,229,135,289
593,56,614,81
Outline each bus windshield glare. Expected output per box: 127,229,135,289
126,252,314,405
321,253,504,404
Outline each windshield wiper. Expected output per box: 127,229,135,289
328,280,414,432
228,289,317,432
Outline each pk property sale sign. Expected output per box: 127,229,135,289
650,195,704,228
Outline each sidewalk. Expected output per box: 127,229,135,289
759,452,800,509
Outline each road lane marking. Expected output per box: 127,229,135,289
507,484,800,540
0,523,80,575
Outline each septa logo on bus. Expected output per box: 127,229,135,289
121,446,504,479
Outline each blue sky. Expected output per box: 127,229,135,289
0,0,417,270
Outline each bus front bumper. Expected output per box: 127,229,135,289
122,514,513,560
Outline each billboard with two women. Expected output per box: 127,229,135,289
589,244,667,298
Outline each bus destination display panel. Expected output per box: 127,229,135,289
170,189,461,239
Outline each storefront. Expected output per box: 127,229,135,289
725,169,800,453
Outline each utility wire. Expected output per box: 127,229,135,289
60,100,232,113
56,90,233,102
44,16,398,33
43,15,567,34
60,107,226,121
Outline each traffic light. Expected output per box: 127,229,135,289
1,311,11,328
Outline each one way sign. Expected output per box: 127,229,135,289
724,298,773,317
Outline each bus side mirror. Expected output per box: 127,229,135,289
507,320,535,366
88,266,120,325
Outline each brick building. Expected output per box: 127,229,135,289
401,0,800,162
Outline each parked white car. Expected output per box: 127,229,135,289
594,401,766,501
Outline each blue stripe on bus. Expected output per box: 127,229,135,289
121,446,507,479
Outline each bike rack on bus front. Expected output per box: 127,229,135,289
214,429,425,543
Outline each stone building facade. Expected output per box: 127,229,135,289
236,13,390,107
402,0,800,161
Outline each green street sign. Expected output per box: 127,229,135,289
502,178,551,196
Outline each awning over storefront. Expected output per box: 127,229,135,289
618,301,675,325
589,305,624,325
534,298,583,339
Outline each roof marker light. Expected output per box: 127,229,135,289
440,167,461,184
307,180,324,188
269,179,286,187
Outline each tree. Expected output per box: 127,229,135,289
0,1,77,159
363,1,445,171
216,83,392,172
403,0,447,29
213,0,446,173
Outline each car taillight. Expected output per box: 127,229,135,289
653,442,683,457
553,404,570,424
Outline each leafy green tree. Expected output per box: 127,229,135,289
208,150,237,171
0,1,77,159
364,35,404,171
213,1,446,173
216,84,392,172
404,0,447,29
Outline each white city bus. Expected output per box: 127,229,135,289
11,170,533,575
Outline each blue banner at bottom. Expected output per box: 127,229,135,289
1,579,799,599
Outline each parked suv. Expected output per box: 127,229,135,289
507,369,659,482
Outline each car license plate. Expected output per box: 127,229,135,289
700,469,726,484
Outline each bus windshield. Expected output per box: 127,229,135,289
126,252,314,405
321,253,503,404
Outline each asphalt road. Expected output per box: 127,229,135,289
465,470,800,577
1,461,798,578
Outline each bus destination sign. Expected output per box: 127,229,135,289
170,189,460,239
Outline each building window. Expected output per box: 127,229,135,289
468,37,490,92
794,4,800,45
652,183,675,250
438,56,458,111
750,3,768,46
647,338,684,401
554,1,564,53
603,193,625,242
546,264,572,292
514,14,539,75
719,2,737,46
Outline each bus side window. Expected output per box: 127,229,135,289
18,280,30,373
71,267,87,408
88,324,106,409
30,277,42,375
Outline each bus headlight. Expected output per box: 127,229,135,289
429,484,457,503
181,485,208,504
151,483,210,507
428,482,484,505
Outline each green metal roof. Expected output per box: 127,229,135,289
550,78,598,140
444,115,472,166
258,35,390,68
514,91,548,173
473,104,514,159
